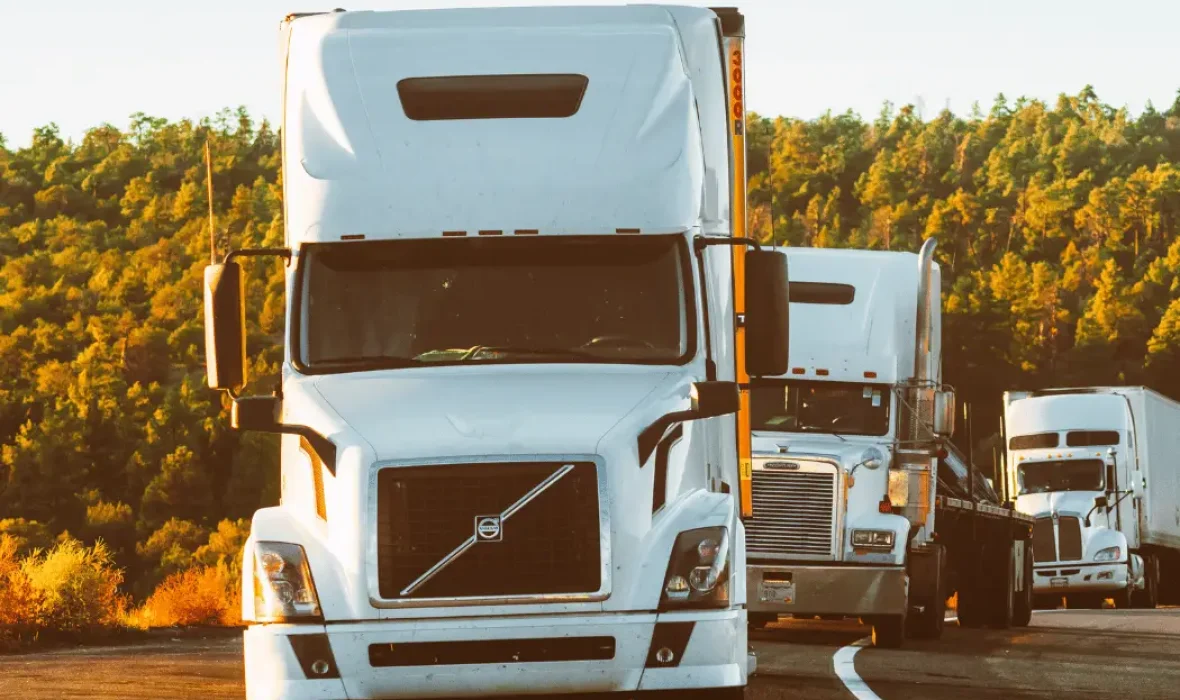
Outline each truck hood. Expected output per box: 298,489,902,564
752,432,889,467
310,365,673,460
1017,490,1104,519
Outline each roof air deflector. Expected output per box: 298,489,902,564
397,74,589,121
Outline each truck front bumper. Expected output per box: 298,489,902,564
1032,563,1129,596
745,563,906,616
243,609,747,700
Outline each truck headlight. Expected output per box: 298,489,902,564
851,529,895,549
1094,546,1122,562
660,527,730,610
253,541,322,622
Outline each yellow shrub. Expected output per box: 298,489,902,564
130,563,241,628
19,537,127,633
1,536,127,648
0,536,44,649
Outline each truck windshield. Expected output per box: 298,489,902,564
1016,459,1104,495
296,235,693,371
750,380,890,436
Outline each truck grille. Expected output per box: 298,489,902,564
1031,516,1083,563
375,461,601,600
746,466,837,559
1058,516,1082,561
1032,518,1056,562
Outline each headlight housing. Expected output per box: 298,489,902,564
252,541,322,622
1094,546,1122,563
660,527,730,610
851,529,895,549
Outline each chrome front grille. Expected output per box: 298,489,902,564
746,464,838,560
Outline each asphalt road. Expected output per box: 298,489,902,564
3,609,1178,699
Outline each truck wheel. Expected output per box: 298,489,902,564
1114,578,1135,610
956,581,986,628
871,615,906,649
987,543,1015,629
1133,555,1159,609
1012,543,1034,627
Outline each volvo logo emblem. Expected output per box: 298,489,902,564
765,461,802,470
475,515,503,542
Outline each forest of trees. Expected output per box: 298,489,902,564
2,88,1180,626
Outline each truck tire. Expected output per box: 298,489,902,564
1113,577,1135,610
987,542,1015,629
1012,542,1034,627
1133,554,1159,609
871,614,906,649
956,580,986,628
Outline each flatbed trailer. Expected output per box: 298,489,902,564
936,495,1036,629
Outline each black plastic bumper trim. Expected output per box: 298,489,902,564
369,636,616,667
644,621,695,668
288,633,340,679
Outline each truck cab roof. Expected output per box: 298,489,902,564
280,4,733,244
771,246,941,385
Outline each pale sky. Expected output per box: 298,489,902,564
1,0,1176,147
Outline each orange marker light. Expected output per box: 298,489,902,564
864,371,877,379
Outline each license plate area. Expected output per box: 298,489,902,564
759,571,795,604
1050,576,1068,588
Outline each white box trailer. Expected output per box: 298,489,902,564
1003,386,1180,608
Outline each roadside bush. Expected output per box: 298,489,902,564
128,563,240,628
19,537,128,634
1,536,128,649
0,535,43,650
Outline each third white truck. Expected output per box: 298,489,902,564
1003,387,1180,609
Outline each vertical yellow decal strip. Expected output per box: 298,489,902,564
725,34,753,519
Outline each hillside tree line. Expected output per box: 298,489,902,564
1,88,1180,603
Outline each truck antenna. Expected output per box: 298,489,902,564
205,137,216,264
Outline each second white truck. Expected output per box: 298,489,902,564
744,239,1035,648
1003,387,1180,608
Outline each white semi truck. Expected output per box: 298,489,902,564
744,241,1036,647
202,6,792,700
1003,387,1180,609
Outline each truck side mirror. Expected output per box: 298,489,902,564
204,262,247,391
1105,463,1116,493
933,389,955,437
744,249,789,377
1084,495,1108,526
691,380,740,418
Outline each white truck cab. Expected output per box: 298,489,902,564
201,6,791,699
746,241,947,646
1003,387,1177,609
744,240,1035,647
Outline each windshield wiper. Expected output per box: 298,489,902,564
456,345,603,362
796,427,848,441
